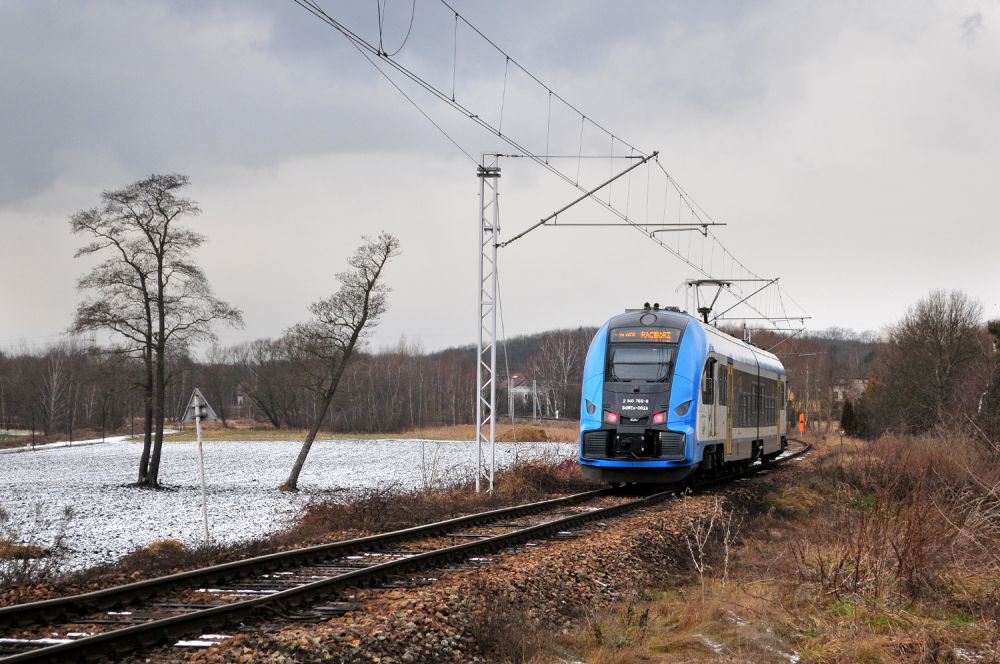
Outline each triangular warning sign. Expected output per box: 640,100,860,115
182,388,218,423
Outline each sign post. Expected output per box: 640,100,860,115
182,388,218,545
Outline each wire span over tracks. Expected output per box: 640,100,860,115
289,0,808,329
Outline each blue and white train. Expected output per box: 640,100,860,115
579,304,787,484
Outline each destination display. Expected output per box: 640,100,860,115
610,327,679,343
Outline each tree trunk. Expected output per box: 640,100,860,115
146,342,166,487
145,250,169,489
281,362,349,491
137,348,154,485
280,404,327,492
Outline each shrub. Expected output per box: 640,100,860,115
0,504,72,593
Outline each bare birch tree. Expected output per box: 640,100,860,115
280,233,400,492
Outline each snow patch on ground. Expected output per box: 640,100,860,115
0,438,575,570
0,430,179,454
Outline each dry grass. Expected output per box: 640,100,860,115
396,419,578,443
0,542,49,561
0,504,72,594
287,458,595,542
548,433,1000,663
164,419,578,443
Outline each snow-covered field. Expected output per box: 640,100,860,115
0,438,576,571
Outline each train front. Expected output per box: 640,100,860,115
578,308,700,484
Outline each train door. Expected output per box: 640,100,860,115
778,377,786,443
775,378,782,450
700,358,717,440
725,362,734,456
713,360,724,439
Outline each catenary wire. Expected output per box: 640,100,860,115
292,0,807,328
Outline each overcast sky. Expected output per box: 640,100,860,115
1,0,998,355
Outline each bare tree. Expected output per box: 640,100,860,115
527,330,587,418
72,218,157,481
199,344,243,427
71,174,242,487
37,350,69,436
280,233,400,492
233,338,304,429
868,290,991,434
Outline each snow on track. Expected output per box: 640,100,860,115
0,437,574,571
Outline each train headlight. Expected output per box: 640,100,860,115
652,411,666,424
604,410,619,424
674,400,691,417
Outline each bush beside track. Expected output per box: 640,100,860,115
187,434,999,663
556,432,1000,663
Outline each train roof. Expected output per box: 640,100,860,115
604,308,785,375
697,320,785,375
605,308,690,330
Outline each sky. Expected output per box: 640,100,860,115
1,0,998,355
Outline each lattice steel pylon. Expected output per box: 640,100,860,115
475,158,500,493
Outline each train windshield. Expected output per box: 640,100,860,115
608,344,674,383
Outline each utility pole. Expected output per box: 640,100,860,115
475,158,500,493
508,374,514,423
532,379,538,420
805,362,811,432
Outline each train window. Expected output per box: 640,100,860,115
718,365,728,406
701,359,716,404
608,345,674,383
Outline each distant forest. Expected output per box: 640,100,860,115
3,290,997,442
0,324,869,437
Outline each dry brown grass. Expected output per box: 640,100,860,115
0,504,73,595
165,419,579,443
548,434,1000,663
397,420,577,443
288,458,595,542
0,542,49,561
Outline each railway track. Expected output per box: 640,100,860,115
0,440,810,663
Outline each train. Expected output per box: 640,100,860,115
578,303,788,484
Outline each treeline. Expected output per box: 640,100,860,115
0,323,873,438
0,328,596,437
0,341,135,438
841,291,1000,440
746,326,879,431
5,289,995,445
